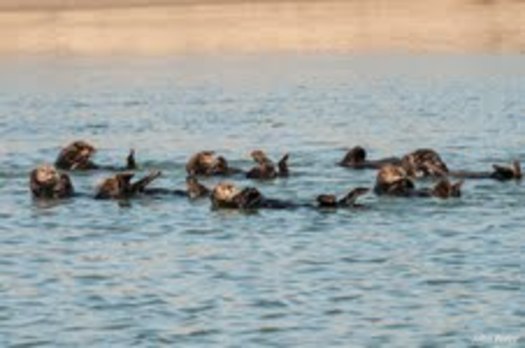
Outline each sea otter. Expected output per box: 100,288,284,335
210,182,275,209
30,164,74,199
374,164,463,198
246,150,289,179
339,147,449,176
95,170,162,199
55,140,136,171
400,149,521,181
186,151,242,176
316,187,369,208
339,146,401,169
343,146,521,182
211,182,368,210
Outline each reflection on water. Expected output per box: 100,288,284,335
0,54,524,347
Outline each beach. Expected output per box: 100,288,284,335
1,0,524,55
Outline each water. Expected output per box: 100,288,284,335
0,54,524,347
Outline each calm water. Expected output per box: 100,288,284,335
0,54,524,347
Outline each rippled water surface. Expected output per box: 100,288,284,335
0,54,524,347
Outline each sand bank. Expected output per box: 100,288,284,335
1,0,524,55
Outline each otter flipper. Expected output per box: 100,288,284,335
126,149,137,170
278,153,289,177
338,187,369,207
130,170,162,193
491,161,522,181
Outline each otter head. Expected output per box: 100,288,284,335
55,140,97,170
377,164,409,185
251,150,272,165
30,164,74,199
342,146,367,165
186,151,216,175
375,164,415,196
33,164,59,185
75,140,96,157
211,182,241,208
209,156,230,175
432,179,463,199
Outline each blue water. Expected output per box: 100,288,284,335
0,54,524,347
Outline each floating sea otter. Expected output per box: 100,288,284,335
374,164,463,198
211,182,368,210
341,146,521,181
95,171,163,199
55,140,136,171
246,150,289,179
339,146,401,169
402,149,522,181
316,187,369,208
30,164,74,199
94,172,211,200
186,151,242,176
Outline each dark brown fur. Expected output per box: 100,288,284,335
339,146,401,169
246,150,289,179
401,149,449,178
186,151,240,176
95,171,161,199
30,165,74,199
316,187,369,207
186,176,210,199
55,140,136,171
374,164,462,198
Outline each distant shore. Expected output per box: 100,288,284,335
1,0,524,55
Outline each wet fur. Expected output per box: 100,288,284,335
340,146,401,169
374,164,462,199
95,171,162,199
55,140,136,171
30,165,74,199
186,151,241,176
246,150,289,179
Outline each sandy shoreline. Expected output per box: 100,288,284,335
1,0,524,55
0,0,307,11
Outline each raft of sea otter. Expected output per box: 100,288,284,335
30,141,522,210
